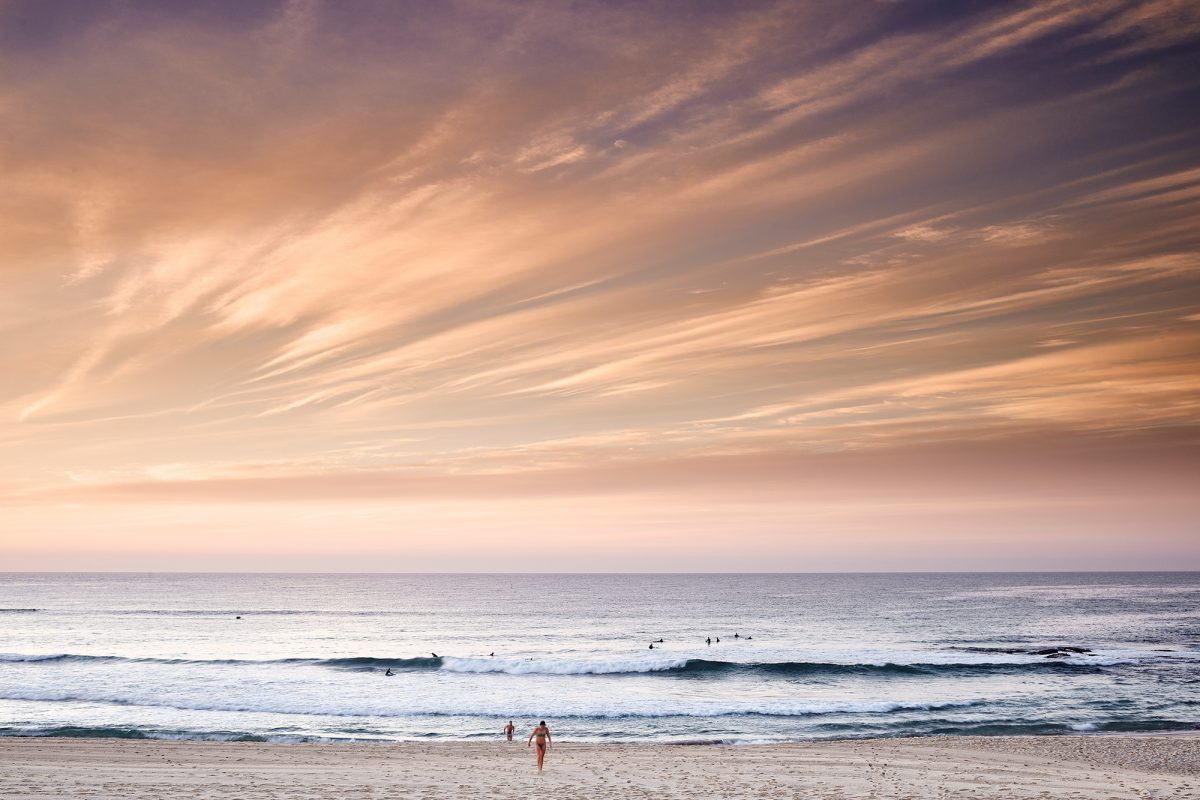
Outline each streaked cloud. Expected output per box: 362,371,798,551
1,0,1197,569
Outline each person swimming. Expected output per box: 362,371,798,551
527,721,552,771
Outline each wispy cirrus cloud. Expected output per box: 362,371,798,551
1,0,1198,568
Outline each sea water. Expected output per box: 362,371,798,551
0,573,1197,743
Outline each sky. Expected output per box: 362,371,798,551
2,0,1199,572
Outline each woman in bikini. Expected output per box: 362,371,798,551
527,720,552,771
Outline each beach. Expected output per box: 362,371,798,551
1,735,1197,799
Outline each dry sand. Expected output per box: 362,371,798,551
1,735,1197,799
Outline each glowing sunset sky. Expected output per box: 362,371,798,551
2,0,1199,570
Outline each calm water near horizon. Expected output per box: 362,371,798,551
1,573,1197,744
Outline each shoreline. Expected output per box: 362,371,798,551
2,734,1197,799
2,728,1197,744
7,730,1197,743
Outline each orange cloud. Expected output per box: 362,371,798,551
1,0,1198,568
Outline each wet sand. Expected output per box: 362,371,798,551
1,734,1197,799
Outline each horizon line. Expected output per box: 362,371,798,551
3,570,1197,576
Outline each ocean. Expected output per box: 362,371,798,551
1,573,1197,744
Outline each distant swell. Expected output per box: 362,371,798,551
0,653,440,670
324,655,1142,676
626,658,1105,678
0,652,1150,676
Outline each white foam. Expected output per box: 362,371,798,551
0,685,983,720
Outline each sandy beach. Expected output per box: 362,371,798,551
1,735,1196,799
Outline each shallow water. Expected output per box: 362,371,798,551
1,573,1197,742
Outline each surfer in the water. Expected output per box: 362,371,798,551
384,668,394,676
431,652,438,658
527,720,552,771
